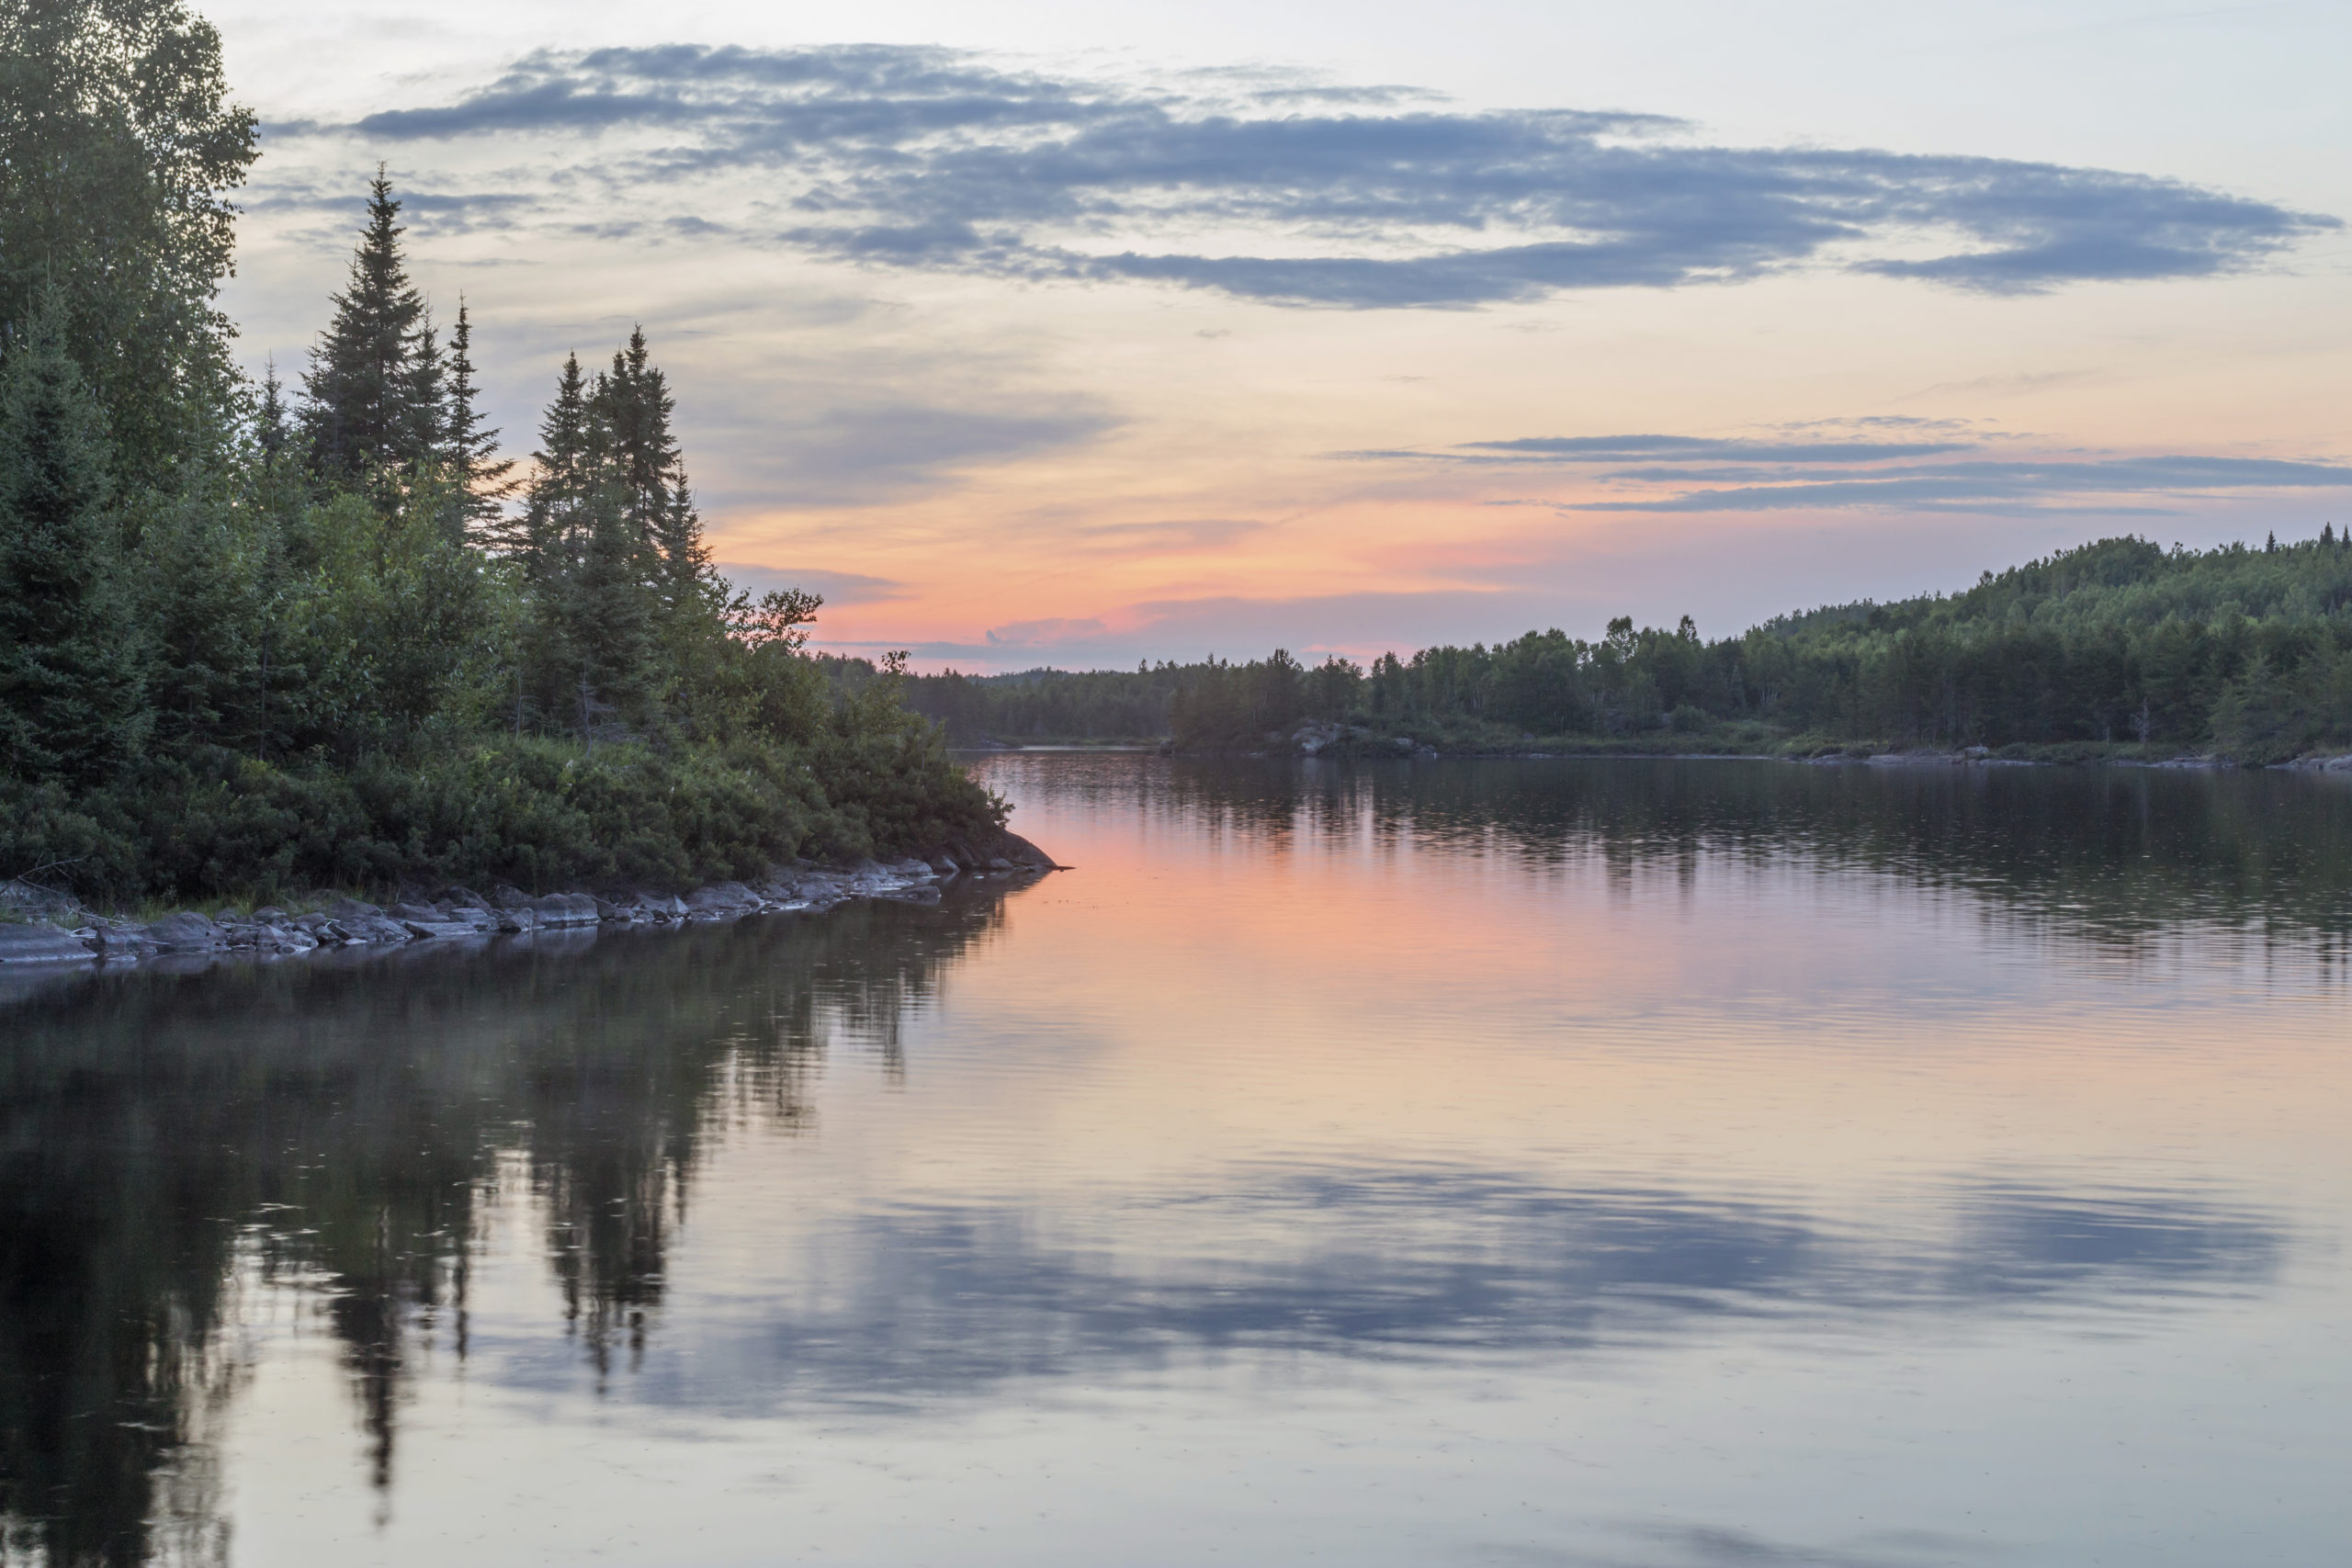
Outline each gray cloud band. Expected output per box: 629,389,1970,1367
1351,436,2352,514
318,44,2335,309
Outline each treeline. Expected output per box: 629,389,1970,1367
884,531,2352,761
0,0,997,905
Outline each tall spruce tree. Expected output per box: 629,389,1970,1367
300,169,440,481
444,300,515,543
589,325,715,612
520,352,595,580
0,298,148,785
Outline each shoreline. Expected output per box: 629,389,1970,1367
0,830,1062,972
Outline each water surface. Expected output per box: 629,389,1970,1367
4,757,2347,1567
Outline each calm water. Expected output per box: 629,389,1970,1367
4,757,2349,1568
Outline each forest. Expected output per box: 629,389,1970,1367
0,0,1000,907
883,531,2352,762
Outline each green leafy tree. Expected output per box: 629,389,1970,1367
0,0,257,478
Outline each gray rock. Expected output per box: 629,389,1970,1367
398,917,481,940
87,926,153,958
0,921,96,964
146,911,227,952
529,893,599,928
926,854,958,877
329,913,414,946
325,897,383,921
684,883,760,918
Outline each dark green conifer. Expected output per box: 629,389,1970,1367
299,169,438,480
520,352,594,578
444,300,515,543
255,355,288,461
0,299,148,784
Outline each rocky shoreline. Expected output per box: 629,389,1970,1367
0,830,1061,970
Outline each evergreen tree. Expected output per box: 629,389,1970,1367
581,325,719,615
0,299,148,785
255,355,289,461
300,169,439,481
519,352,595,580
560,487,658,742
444,300,515,542
654,479,715,611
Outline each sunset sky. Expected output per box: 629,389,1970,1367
211,0,2352,671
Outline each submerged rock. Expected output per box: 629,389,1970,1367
0,921,96,964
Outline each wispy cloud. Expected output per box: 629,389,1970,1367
1357,432,2352,515
300,44,2337,310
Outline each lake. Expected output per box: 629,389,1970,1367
4,755,2347,1567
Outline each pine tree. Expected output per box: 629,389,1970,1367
589,325,716,611
654,479,714,611
560,486,658,743
444,300,515,542
0,299,148,785
255,355,288,461
299,168,438,480
520,353,595,579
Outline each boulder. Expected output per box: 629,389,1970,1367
87,926,153,959
684,883,760,918
529,893,599,928
325,896,383,921
0,921,95,964
332,913,415,946
145,911,227,952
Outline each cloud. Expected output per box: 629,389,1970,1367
1360,434,1979,464
1355,431,2352,515
1069,517,1266,553
1560,454,2352,514
713,562,907,606
696,398,1119,507
309,44,2337,310
985,616,1109,647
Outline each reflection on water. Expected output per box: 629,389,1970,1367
2,759,2346,1567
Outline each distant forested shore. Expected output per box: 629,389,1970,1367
1,1,1001,909
871,530,2352,764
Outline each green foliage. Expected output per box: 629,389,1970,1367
0,299,146,784
0,0,257,477
0,144,1002,904
895,533,2352,763
299,169,439,481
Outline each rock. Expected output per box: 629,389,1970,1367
684,883,760,918
926,854,958,877
492,886,534,910
436,885,492,911
326,896,383,921
146,911,228,952
528,893,599,928
87,926,154,958
0,921,96,964
333,913,415,946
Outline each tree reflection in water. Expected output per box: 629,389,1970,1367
4,760,2347,1564
0,889,1014,1566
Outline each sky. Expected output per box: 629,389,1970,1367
210,0,2352,670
